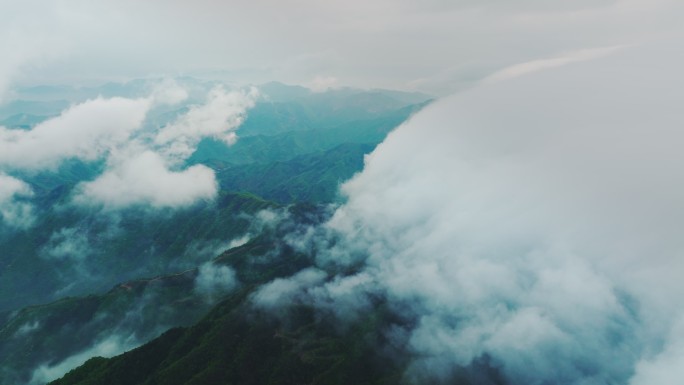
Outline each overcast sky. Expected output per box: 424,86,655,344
1,0,683,96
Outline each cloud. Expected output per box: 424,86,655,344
155,86,258,162
0,96,151,170
194,262,239,301
29,334,137,385
251,268,327,309
15,321,41,337
149,78,189,106
41,227,91,261
277,36,684,384
75,149,217,209
70,85,257,210
177,235,251,268
5,0,682,96
308,75,339,92
481,45,627,84
630,316,684,385
0,173,34,228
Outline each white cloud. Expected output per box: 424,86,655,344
281,36,684,384
0,96,151,170
194,262,239,300
75,150,217,209
181,235,251,263
251,268,327,309
29,334,137,385
155,86,258,162
15,320,41,337
0,173,34,228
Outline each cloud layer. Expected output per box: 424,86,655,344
76,150,217,209
0,173,34,228
0,80,257,214
155,86,258,162
277,36,684,384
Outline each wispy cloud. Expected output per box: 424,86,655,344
41,227,92,261
194,262,239,302
0,173,34,228
481,45,627,84
154,86,258,162
29,334,138,385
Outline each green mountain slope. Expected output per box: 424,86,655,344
49,299,405,385
0,192,275,313
47,237,506,385
216,143,373,204
188,102,427,166
0,205,320,385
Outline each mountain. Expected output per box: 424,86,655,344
0,204,322,385
45,229,505,385
215,143,374,204
189,101,428,166
0,80,430,384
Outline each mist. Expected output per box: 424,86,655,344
0,173,33,228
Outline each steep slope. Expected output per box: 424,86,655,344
0,192,275,313
215,143,374,204
188,101,428,165
0,204,321,385
47,250,505,385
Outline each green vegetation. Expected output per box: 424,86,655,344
0,81,433,385
49,300,406,385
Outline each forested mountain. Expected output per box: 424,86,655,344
0,80,430,384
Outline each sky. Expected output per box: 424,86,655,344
1,0,683,97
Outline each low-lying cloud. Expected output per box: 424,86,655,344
75,150,217,209
41,227,92,261
0,173,34,228
75,85,258,209
194,262,239,301
155,86,258,162
269,36,684,384
29,334,137,385
0,96,151,171
0,80,258,213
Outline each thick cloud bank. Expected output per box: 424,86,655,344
285,38,684,384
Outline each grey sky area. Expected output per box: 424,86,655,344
1,0,683,97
